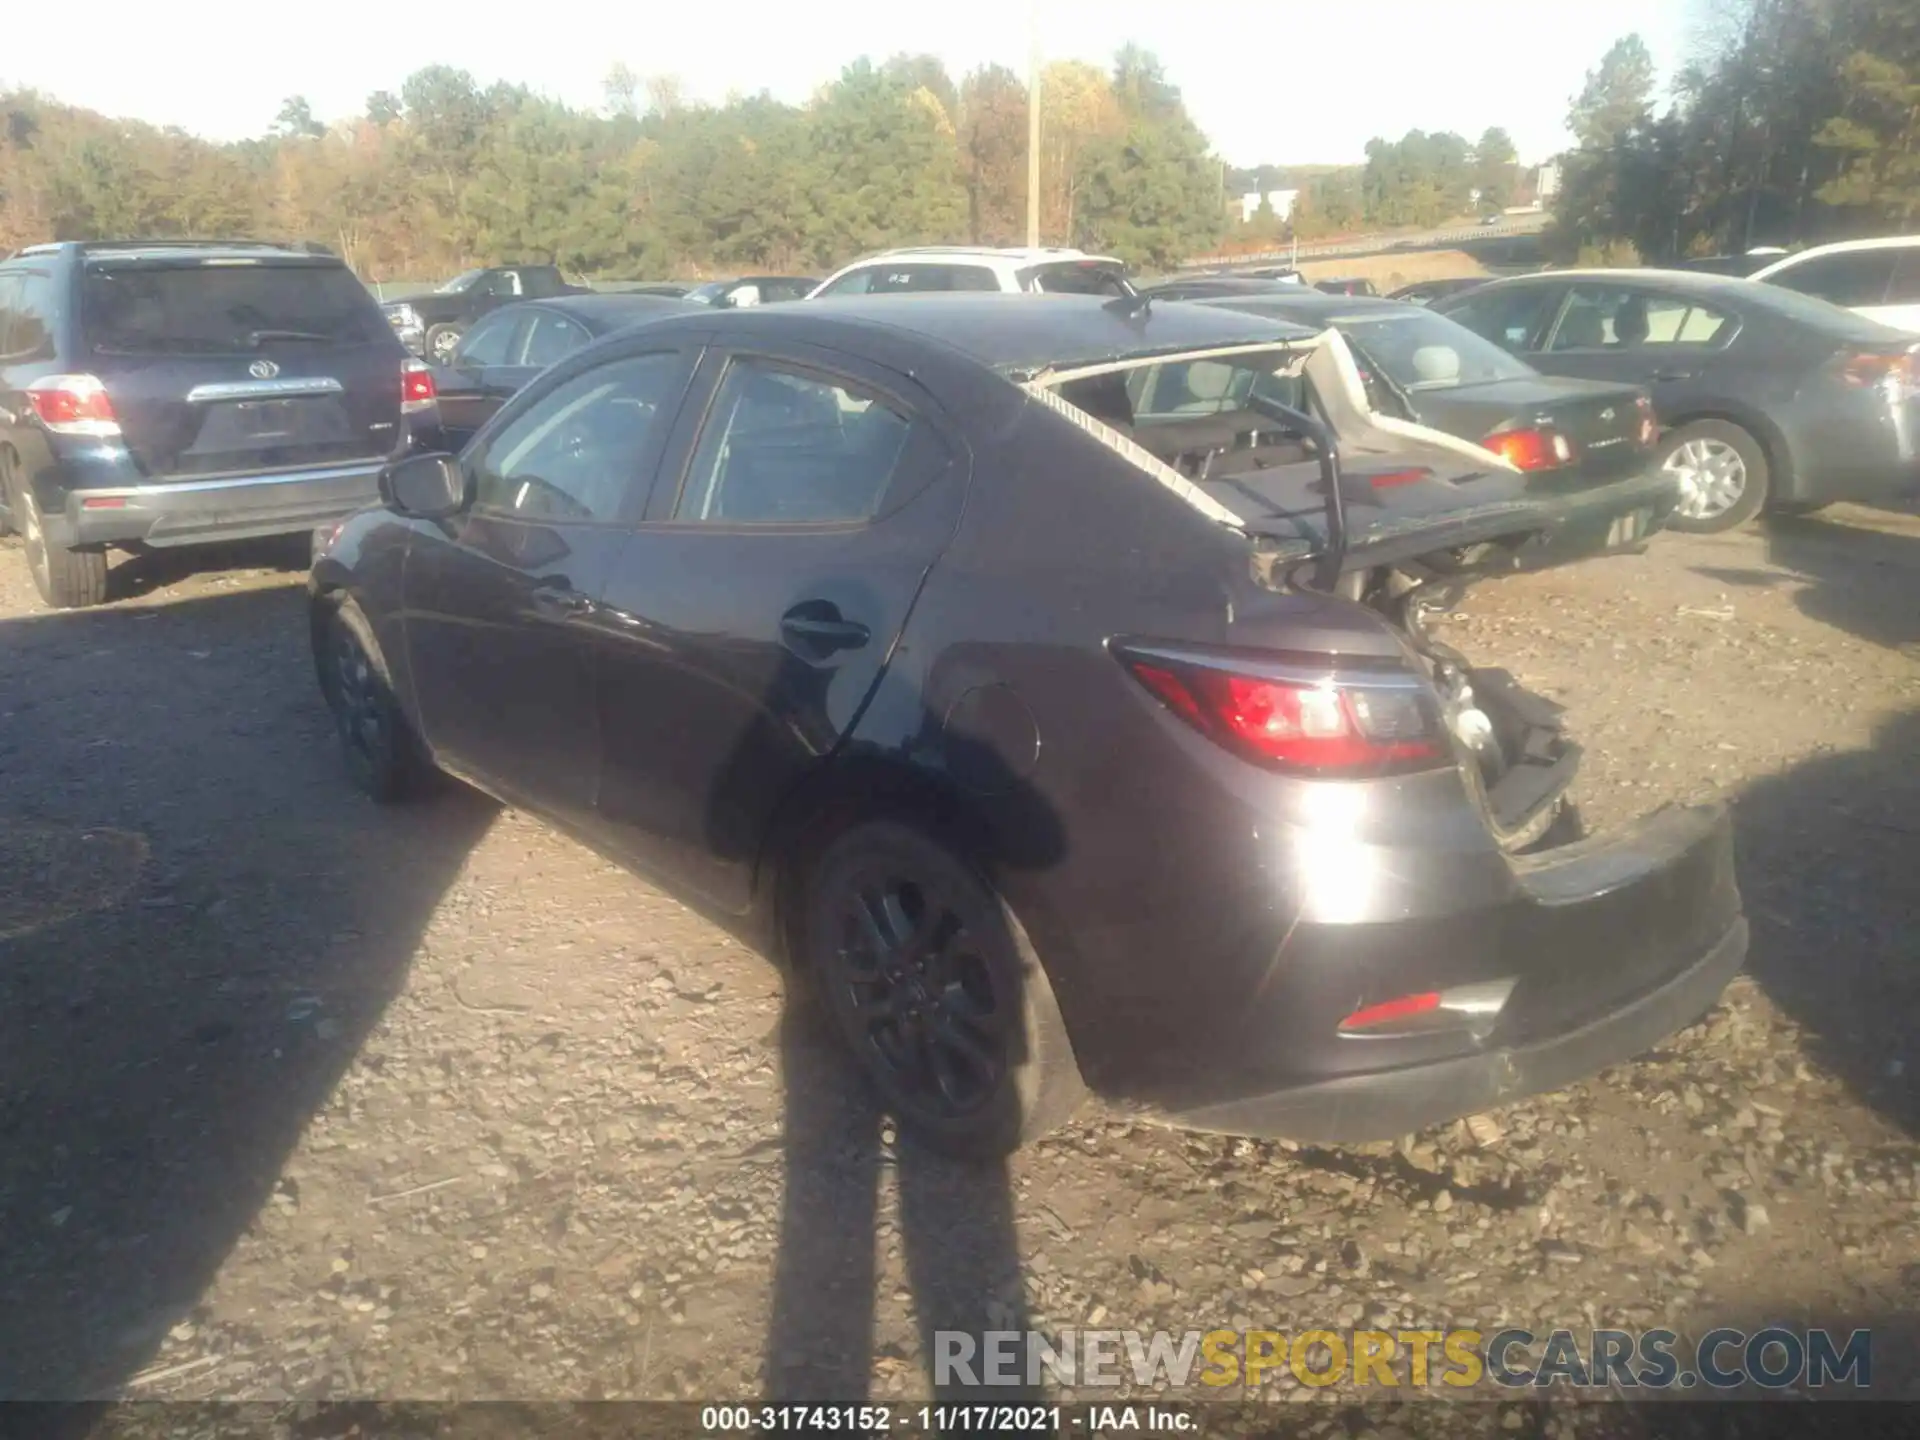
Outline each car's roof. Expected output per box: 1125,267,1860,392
686,293,1319,374
1143,277,1305,296
1470,267,1767,294
837,247,1124,271
1764,235,1920,257
1187,291,1425,321
526,293,701,331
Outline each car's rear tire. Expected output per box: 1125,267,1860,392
5,458,109,609
799,820,1085,1159
425,324,463,365
1658,419,1769,533
315,594,434,803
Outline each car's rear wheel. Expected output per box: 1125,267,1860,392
315,595,434,802
425,324,463,365
1659,420,1769,533
800,820,1085,1159
4,457,109,609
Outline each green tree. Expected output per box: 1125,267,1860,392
1473,126,1519,211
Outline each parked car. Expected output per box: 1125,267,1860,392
0,238,422,608
411,293,699,452
1314,277,1378,297
1387,276,1492,306
1748,236,1920,332
1673,249,1788,279
381,264,588,364
1432,268,1920,531
1152,286,1665,537
311,294,1743,1157
682,276,819,308
810,246,1133,298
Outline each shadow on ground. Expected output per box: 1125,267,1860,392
0,573,1045,1408
0,582,499,1400
1685,510,1920,1135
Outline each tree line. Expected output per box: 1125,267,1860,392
1552,0,1919,264
0,48,1229,280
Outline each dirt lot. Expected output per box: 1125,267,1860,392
2,506,1917,1421
1298,249,1488,291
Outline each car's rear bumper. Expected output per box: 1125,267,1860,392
1107,801,1744,1143
52,462,386,549
1161,914,1745,1142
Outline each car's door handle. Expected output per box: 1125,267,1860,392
1652,369,1694,382
780,601,871,659
530,584,595,619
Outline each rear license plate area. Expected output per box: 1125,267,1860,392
235,399,298,440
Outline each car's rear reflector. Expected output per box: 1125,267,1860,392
1338,992,1441,1033
402,358,437,414
1120,646,1448,777
1483,425,1574,471
80,496,127,509
25,374,121,438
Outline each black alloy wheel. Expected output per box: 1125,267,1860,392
803,821,1083,1157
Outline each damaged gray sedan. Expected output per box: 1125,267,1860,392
312,294,1742,1156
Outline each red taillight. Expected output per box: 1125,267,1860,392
1338,992,1441,1034
25,375,121,438
1483,426,1573,471
1362,467,1433,489
1122,649,1447,776
1840,350,1920,400
401,359,436,413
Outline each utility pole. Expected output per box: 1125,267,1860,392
1027,5,1042,248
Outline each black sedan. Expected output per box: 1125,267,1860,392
413,293,698,451
1145,283,1664,508
1432,268,1920,530
310,295,1744,1156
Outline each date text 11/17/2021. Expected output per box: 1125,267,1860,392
698,1404,1196,1434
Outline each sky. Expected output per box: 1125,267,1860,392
8,0,1691,168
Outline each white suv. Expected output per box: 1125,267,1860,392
1748,236,1920,332
809,246,1134,299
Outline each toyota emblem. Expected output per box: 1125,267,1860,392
1599,406,1616,422
249,359,280,380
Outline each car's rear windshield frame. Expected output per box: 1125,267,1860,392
80,257,390,355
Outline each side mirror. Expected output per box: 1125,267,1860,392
380,452,470,520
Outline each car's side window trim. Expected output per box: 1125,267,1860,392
643,345,958,532
461,342,704,529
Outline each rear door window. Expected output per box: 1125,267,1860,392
1767,249,1898,308
1545,286,1732,351
672,358,935,524
81,261,390,354
1443,284,1564,353
517,311,591,369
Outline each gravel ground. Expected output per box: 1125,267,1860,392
1,507,1917,1428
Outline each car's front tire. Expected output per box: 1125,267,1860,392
1659,419,1769,533
315,594,434,803
799,820,1085,1159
